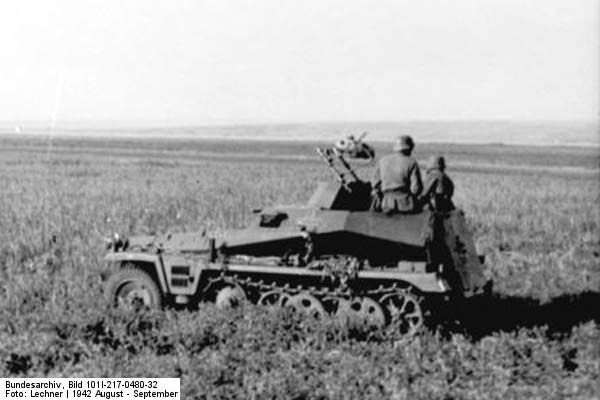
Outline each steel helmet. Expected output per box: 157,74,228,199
393,135,414,152
427,155,446,171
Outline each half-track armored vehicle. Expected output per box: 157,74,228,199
102,140,492,336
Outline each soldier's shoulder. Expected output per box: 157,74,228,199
378,153,396,164
406,155,420,166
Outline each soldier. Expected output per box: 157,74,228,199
421,155,455,212
371,135,423,213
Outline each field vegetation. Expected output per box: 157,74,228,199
0,135,598,399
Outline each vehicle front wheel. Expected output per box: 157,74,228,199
105,267,162,311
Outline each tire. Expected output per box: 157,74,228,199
105,266,162,311
214,285,247,309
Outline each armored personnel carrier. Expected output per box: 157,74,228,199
102,140,491,336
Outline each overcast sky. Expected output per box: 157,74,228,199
0,0,598,124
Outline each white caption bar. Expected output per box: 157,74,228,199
1,378,180,399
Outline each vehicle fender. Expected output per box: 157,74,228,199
103,252,168,294
357,269,446,293
441,209,488,294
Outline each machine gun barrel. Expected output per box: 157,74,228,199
316,147,364,191
316,147,350,190
336,151,360,182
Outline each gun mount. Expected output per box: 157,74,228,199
313,145,373,211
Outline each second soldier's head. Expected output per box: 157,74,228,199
427,155,446,172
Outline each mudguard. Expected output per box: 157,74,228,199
442,210,488,296
103,252,168,293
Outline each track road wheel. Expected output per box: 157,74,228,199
380,290,424,338
286,292,325,319
335,297,386,332
322,296,349,316
105,267,162,311
215,285,247,309
354,297,386,330
258,290,289,308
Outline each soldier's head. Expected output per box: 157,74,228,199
427,155,446,171
393,135,414,155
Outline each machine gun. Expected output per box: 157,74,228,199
316,147,362,192
316,132,376,192
313,137,374,211
334,132,375,161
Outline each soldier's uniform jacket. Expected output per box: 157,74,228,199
371,153,423,213
422,169,455,212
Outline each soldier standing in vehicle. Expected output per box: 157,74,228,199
371,135,423,213
421,155,455,212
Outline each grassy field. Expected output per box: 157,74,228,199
0,135,598,399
